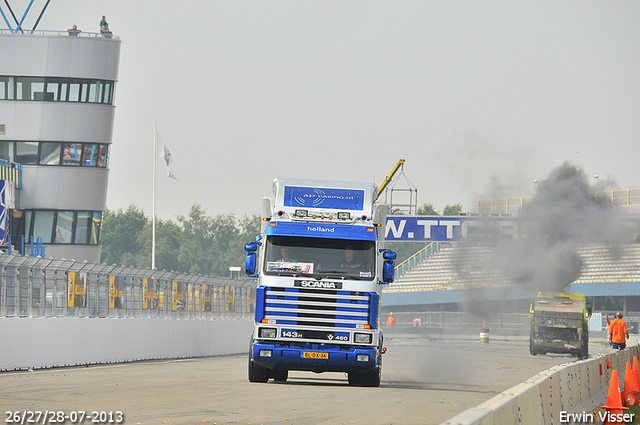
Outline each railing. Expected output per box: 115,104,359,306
477,188,640,214
0,159,21,189
0,29,115,39
385,311,531,330
0,252,255,319
393,241,440,279
476,197,530,215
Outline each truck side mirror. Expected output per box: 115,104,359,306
587,307,592,318
245,252,257,276
380,249,396,283
382,260,395,283
382,250,397,261
245,242,258,276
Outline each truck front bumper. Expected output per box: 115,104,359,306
251,341,379,373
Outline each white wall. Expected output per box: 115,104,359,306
0,317,254,371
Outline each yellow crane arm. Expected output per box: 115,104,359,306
377,159,405,197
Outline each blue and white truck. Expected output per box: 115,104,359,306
244,178,396,387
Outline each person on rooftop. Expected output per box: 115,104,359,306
100,22,113,39
67,25,81,36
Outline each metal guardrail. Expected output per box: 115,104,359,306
0,252,255,319
477,188,640,214
393,241,440,279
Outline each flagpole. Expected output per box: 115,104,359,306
152,121,157,270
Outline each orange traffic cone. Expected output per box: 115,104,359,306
601,370,629,425
622,362,639,406
633,356,640,392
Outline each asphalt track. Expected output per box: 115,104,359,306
1,334,606,425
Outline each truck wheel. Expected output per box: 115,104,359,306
248,352,269,383
360,366,381,387
529,328,537,356
360,354,382,387
579,331,589,359
347,372,361,386
273,369,288,382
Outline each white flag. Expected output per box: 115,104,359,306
156,130,177,180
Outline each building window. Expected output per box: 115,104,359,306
32,210,55,244
91,212,102,244
55,211,75,243
24,209,103,245
0,76,14,99
24,210,32,239
0,142,109,168
0,142,14,162
40,143,61,165
15,142,39,164
62,143,83,166
0,76,115,105
75,211,92,244
82,144,99,166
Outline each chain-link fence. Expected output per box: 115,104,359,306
0,252,256,319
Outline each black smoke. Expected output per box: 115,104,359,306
493,162,622,293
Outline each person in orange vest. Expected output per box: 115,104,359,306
609,311,630,350
387,312,396,327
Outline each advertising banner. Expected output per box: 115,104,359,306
202,285,211,312
143,278,158,310
172,281,185,311
225,286,235,313
109,275,124,309
386,215,640,243
67,271,87,308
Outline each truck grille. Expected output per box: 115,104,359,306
262,286,372,342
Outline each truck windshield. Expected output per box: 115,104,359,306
264,236,375,280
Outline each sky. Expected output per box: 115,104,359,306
13,1,640,221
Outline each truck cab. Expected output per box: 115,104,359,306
529,292,590,358
245,178,395,386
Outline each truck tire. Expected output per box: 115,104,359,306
360,366,381,387
347,372,361,386
360,353,382,387
579,331,589,359
273,369,288,382
248,351,269,383
529,328,537,356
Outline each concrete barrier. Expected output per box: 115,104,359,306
0,317,254,371
442,345,640,425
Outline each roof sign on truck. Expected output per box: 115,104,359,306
283,186,365,210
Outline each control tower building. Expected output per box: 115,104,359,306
0,9,121,262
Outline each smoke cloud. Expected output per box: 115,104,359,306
493,162,623,293
456,162,630,317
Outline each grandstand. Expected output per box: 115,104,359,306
384,190,640,308
388,243,640,293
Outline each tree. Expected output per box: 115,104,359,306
443,203,462,216
177,204,217,276
417,203,439,216
100,206,149,265
176,205,260,277
135,219,183,271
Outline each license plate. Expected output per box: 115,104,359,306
302,351,329,359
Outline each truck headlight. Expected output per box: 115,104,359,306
259,349,273,358
356,354,370,362
354,333,372,344
259,328,277,338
